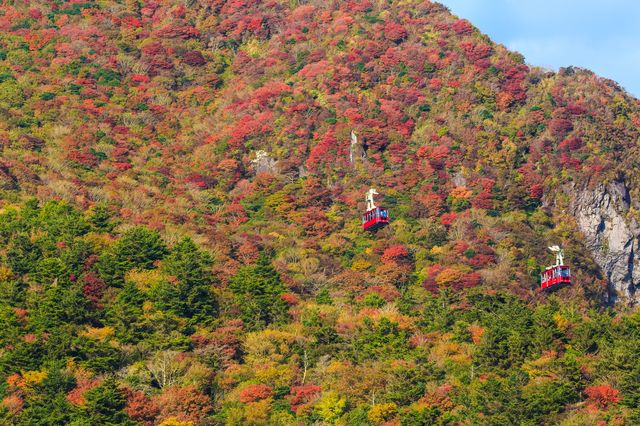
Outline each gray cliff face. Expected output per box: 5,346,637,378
568,181,640,304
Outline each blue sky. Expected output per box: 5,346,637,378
439,0,640,96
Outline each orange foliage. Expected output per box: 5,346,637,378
239,384,274,403
469,324,485,344
2,394,24,415
584,385,621,411
153,386,213,424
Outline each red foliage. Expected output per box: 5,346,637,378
287,384,322,414
472,190,493,209
548,119,573,138
412,191,444,217
459,40,493,63
558,136,583,152
251,81,292,107
440,212,457,226
122,16,142,28
429,78,442,91
67,378,102,406
182,50,206,66
365,285,401,302
384,21,408,43
566,102,587,115
156,24,200,39
298,60,329,78
584,385,621,410
125,390,160,425
82,272,107,309
468,254,495,269
131,74,150,84
239,384,273,403
500,64,529,104
307,131,340,169
28,8,43,20
452,19,473,35
459,272,482,289
529,184,544,199
142,42,166,56
428,145,450,169
381,245,409,264
153,386,213,423
67,150,99,167
422,264,444,294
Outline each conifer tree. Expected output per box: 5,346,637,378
229,252,289,330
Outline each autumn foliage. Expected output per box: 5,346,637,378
0,0,639,424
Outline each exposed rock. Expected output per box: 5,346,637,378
567,181,640,304
451,171,467,187
349,130,367,166
251,150,277,175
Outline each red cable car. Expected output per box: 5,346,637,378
540,246,571,291
362,189,389,231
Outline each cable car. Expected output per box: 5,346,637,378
362,188,389,231
540,245,571,291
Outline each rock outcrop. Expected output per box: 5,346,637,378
568,181,640,304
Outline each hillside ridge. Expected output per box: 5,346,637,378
1,0,640,423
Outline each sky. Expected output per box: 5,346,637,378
439,0,640,96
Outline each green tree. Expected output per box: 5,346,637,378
80,378,132,425
6,234,41,275
352,317,411,362
106,282,150,344
160,237,217,324
98,227,168,286
0,79,25,107
14,364,76,425
38,201,90,240
89,203,116,233
29,283,91,332
229,252,289,330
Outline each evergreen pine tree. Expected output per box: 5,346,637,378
229,252,289,330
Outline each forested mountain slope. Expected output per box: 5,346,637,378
1,0,640,424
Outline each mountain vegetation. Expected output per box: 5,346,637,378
1,0,640,424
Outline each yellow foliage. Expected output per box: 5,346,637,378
244,398,272,425
253,362,296,388
430,246,445,255
315,391,346,424
522,352,558,378
80,326,115,341
243,329,303,365
265,192,293,215
22,370,48,386
368,403,398,424
81,232,114,252
125,268,166,292
351,258,371,271
269,410,296,426
325,360,349,376
241,38,267,59
0,265,13,281
429,334,470,368
435,267,466,286
553,313,571,331
158,418,194,426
